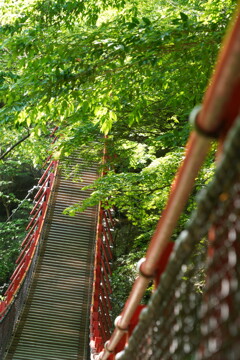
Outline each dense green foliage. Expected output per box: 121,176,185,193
0,0,236,303
0,153,40,292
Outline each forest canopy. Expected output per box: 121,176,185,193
0,0,236,298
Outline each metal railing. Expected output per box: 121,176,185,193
116,114,240,360
0,160,58,357
90,207,115,358
97,7,240,359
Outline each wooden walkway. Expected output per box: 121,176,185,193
4,158,99,360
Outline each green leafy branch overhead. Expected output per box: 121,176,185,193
0,0,236,294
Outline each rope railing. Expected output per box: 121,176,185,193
97,6,240,360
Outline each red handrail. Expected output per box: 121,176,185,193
90,207,115,357
99,6,240,360
0,160,58,319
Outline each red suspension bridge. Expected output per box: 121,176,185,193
1,6,240,360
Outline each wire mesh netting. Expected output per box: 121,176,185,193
118,117,240,360
0,170,58,359
0,242,39,359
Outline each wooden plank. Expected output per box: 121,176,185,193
4,159,98,360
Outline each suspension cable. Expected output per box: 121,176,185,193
4,184,40,223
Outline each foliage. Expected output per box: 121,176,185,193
0,127,41,292
0,0,237,306
0,201,32,293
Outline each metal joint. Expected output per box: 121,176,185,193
104,340,114,354
189,105,221,139
114,316,128,332
137,258,154,279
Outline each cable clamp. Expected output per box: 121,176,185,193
114,316,128,332
137,258,155,279
104,340,114,354
189,105,221,139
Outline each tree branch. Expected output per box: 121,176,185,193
0,132,30,160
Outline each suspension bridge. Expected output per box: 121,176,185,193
0,7,240,360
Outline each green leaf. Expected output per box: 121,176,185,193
109,110,117,122
180,12,188,23
142,17,151,26
26,117,31,127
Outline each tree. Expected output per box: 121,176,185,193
0,0,236,300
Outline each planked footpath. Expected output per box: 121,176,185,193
4,158,99,360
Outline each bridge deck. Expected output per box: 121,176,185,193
4,158,98,360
